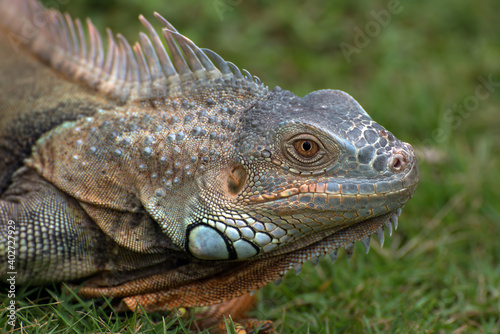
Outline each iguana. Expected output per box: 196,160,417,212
0,0,419,332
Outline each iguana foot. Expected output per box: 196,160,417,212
187,293,274,333
213,318,274,334
116,292,273,333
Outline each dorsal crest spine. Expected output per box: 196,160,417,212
1,0,266,104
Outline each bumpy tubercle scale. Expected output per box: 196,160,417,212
27,81,265,249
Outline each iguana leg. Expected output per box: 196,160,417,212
0,166,107,283
186,293,274,334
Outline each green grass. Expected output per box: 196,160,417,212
2,0,500,332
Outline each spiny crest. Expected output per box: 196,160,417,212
1,0,265,103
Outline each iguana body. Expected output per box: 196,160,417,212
0,0,419,331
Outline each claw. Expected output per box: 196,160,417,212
329,249,338,263
376,227,385,247
310,256,319,266
384,220,393,236
294,264,302,276
391,214,399,230
397,208,402,216
361,236,371,254
344,243,355,260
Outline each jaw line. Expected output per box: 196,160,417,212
259,210,399,261
246,186,414,207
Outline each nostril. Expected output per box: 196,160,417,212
389,154,405,172
393,158,401,169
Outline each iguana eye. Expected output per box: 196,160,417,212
285,134,326,164
279,126,341,173
293,139,319,158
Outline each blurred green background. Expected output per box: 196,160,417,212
3,0,499,332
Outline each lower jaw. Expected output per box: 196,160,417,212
260,209,402,278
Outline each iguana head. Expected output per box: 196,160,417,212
189,85,418,261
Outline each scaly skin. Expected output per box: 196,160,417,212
0,0,419,331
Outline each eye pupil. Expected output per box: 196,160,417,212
302,141,312,151
293,138,319,158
